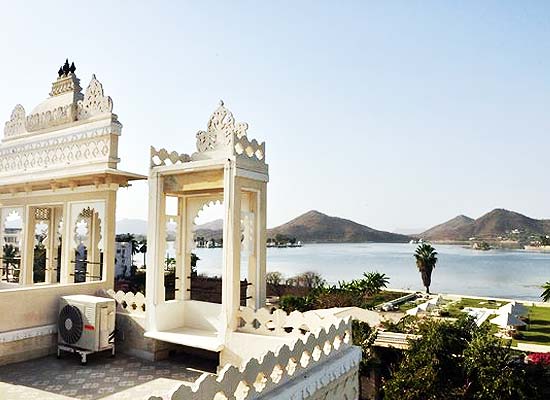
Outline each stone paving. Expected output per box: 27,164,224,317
0,352,213,400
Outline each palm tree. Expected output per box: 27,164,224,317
414,243,438,294
541,281,550,302
138,239,147,267
363,271,390,296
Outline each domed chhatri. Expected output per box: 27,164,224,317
0,61,144,293
3,59,116,140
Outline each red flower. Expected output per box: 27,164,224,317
526,352,550,366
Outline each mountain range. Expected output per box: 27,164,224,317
419,208,550,242
117,211,410,243
117,208,549,244
267,210,410,243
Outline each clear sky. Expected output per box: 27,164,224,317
1,1,549,232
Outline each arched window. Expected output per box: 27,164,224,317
1,208,23,284
72,207,103,283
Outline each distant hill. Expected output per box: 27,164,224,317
194,219,223,241
268,210,411,243
419,215,475,241
420,209,550,241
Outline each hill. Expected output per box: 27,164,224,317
420,209,550,241
268,210,411,243
116,218,224,240
194,219,223,241
419,215,475,241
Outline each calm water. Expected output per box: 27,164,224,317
193,243,550,301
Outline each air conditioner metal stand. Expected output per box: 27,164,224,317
57,343,115,365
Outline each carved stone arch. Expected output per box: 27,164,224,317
69,202,106,250
187,196,224,251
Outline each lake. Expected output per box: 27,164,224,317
193,243,550,301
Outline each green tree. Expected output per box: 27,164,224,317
541,281,550,302
164,256,176,271
338,271,389,302
190,252,199,276
463,325,527,400
138,239,147,267
414,243,438,293
363,271,390,296
383,317,545,400
294,271,325,290
2,244,19,282
384,317,474,400
116,233,140,265
266,271,284,287
266,271,285,296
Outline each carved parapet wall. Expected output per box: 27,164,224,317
150,146,192,168
234,134,265,162
103,289,146,314
237,307,339,336
0,123,120,177
150,319,360,400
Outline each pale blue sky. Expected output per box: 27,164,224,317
1,1,549,232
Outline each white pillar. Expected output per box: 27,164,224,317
103,191,116,286
257,182,267,308
22,206,34,285
146,172,166,331
220,161,241,338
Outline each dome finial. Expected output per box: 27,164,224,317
219,99,224,107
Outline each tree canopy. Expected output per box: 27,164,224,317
414,243,438,293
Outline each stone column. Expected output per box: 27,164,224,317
102,191,116,287
257,182,267,308
22,205,34,285
220,160,242,337
146,172,166,331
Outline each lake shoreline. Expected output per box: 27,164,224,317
192,243,550,302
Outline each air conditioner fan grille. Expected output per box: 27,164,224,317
58,304,83,344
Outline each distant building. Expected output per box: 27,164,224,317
4,227,22,246
115,242,133,278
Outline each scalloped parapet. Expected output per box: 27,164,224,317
150,146,192,168
102,289,146,314
152,318,359,400
149,101,267,170
237,306,339,336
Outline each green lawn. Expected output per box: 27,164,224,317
454,298,502,309
516,306,550,346
398,301,419,312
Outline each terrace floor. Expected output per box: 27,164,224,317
0,352,213,400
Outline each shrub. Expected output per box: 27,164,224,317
527,352,550,366
279,294,314,313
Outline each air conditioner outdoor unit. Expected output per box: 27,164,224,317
57,294,116,365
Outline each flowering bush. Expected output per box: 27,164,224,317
526,352,550,366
